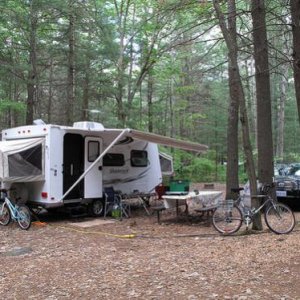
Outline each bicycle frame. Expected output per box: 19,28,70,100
251,196,274,215
235,194,279,229
213,184,295,235
1,197,19,221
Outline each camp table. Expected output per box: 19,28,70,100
162,190,223,216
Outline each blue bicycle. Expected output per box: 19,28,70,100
0,188,32,230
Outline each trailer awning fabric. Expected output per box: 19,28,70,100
0,138,45,182
128,130,208,153
66,126,208,153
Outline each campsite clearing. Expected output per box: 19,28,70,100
0,184,300,299
1,215,299,299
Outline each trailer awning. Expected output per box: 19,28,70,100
67,125,208,153
0,138,45,182
128,130,208,153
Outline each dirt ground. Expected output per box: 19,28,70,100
1,183,300,300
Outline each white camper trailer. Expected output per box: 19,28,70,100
0,121,207,215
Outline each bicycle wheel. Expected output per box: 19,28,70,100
264,203,295,234
17,205,31,230
0,203,11,226
212,205,243,235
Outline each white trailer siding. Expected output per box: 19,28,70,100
103,141,162,194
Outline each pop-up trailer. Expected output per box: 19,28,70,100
0,121,208,215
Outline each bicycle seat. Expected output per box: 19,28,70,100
231,187,244,193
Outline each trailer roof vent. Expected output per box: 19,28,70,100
33,119,46,125
73,121,104,131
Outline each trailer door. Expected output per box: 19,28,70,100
84,137,102,198
63,133,84,199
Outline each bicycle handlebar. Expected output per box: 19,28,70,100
230,183,275,195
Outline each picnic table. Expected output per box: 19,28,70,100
152,191,223,223
162,190,223,211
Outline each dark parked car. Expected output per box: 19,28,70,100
275,163,300,200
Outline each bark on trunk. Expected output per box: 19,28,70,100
114,0,130,126
26,3,38,125
47,59,54,123
251,0,274,185
213,0,261,229
66,0,75,126
244,59,257,142
251,0,275,230
169,78,175,138
82,67,90,121
147,73,154,132
225,0,239,199
290,0,300,126
276,64,288,160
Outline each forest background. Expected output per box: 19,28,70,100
0,0,299,184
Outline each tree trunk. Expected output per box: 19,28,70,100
169,78,175,138
290,0,300,127
66,0,75,126
147,73,154,132
276,64,288,160
82,68,90,121
126,2,136,123
213,0,261,229
26,3,38,125
225,0,239,199
47,58,54,123
114,0,129,126
116,24,126,126
251,0,274,185
244,59,257,142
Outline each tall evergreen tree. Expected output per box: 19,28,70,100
290,0,300,127
251,0,274,185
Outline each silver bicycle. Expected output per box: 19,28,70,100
212,184,295,235
0,188,32,230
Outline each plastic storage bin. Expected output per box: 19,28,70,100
169,180,190,192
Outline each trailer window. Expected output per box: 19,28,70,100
103,153,125,166
88,141,100,162
8,144,42,177
131,150,148,167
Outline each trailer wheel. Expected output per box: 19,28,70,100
88,199,104,217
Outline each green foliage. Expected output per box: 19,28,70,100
0,0,298,186
166,147,248,184
0,100,25,113
171,149,223,182
282,153,300,163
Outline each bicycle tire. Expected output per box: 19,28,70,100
212,205,243,235
264,202,295,234
17,205,31,230
0,202,11,226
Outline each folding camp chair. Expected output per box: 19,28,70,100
103,187,130,219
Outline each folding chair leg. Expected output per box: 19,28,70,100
157,210,161,224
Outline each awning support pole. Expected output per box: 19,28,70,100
61,129,129,200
